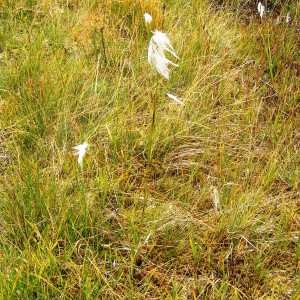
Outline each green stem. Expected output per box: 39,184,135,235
100,27,108,65
151,93,156,131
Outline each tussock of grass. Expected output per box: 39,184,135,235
0,0,299,298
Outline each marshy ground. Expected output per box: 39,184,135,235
0,0,299,299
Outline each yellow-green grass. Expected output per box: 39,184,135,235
0,0,299,299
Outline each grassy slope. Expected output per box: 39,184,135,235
0,0,299,299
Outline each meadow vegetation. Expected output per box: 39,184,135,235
0,0,299,298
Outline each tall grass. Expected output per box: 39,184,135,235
0,0,299,298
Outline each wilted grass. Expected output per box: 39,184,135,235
0,0,299,299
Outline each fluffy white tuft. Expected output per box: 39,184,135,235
144,12,153,24
73,142,88,168
257,2,265,19
148,31,179,80
166,93,184,105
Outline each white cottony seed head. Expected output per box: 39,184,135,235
258,2,265,19
166,93,184,105
148,30,179,80
144,12,153,24
73,142,88,168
